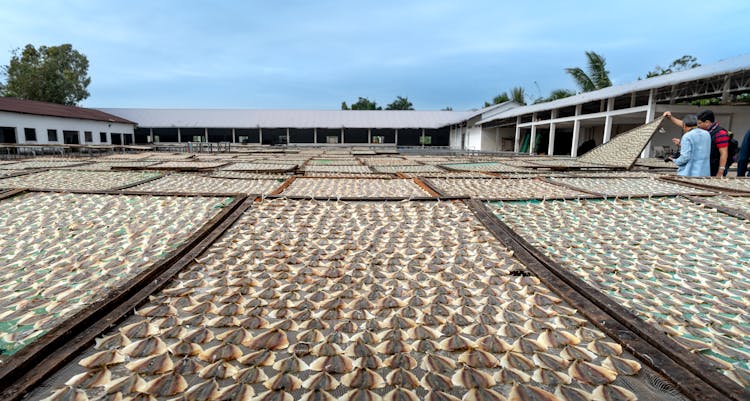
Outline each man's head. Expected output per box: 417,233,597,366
683,114,698,132
697,110,715,130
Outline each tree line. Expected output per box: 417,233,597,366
341,96,415,110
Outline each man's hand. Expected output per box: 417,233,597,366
672,138,681,146
717,147,729,177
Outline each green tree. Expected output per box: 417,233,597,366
510,86,526,105
386,96,414,110
534,88,576,104
441,106,453,111
493,93,510,104
565,51,611,92
1,44,91,105
548,88,576,100
484,92,510,107
646,55,700,78
344,97,382,110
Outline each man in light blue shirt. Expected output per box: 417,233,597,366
668,114,711,177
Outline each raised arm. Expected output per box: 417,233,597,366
663,111,684,128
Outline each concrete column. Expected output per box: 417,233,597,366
514,116,522,153
258,128,263,144
149,128,154,143
232,128,236,143
603,116,613,144
548,123,556,156
286,128,290,145
395,129,399,145
630,92,636,108
645,88,656,122
204,128,208,143
603,97,614,143
314,128,317,144
571,120,581,157
177,128,181,142
529,113,538,154
367,128,371,144
570,104,582,157
642,88,656,158
341,128,345,144
421,128,425,148
547,109,558,156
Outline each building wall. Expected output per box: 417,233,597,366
449,126,462,149
498,128,516,151
0,111,133,144
463,125,522,152
728,112,750,140
465,125,483,150
480,128,499,151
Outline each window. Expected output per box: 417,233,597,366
419,136,432,145
84,131,93,142
100,132,107,142
47,129,58,142
24,128,36,141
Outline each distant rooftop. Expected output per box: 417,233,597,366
0,97,135,124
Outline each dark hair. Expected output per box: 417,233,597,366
683,114,698,127
697,110,715,123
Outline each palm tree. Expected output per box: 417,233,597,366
548,88,576,100
485,87,527,107
510,86,526,105
533,89,576,104
565,51,612,92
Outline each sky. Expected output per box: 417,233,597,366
1,0,749,111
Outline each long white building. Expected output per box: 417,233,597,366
97,108,479,147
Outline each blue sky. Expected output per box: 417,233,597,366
1,0,748,110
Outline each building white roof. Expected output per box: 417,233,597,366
98,108,475,129
476,53,750,125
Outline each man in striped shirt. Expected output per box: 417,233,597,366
664,110,729,177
